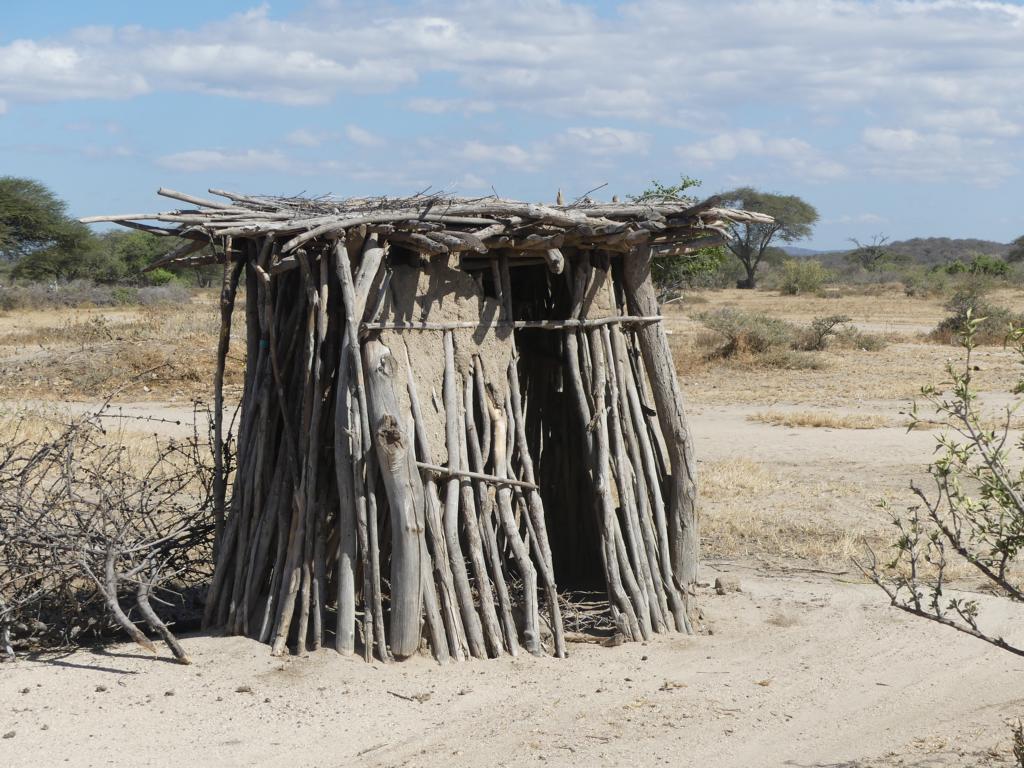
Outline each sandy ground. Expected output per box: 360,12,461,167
2,286,1024,766
3,569,1022,768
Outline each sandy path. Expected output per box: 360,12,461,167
3,373,1023,766
2,570,1021,768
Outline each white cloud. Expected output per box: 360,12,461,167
827,212,886,226
285,128,327,148
2,0,1019,119
3,0,1023,185
460,141,538,169
918,108,1021,138
406,97,495,115
862,127,922,153
676,129,847,181
449,173,490,192
156,149,292,173
858,126,1014,185
0,38,148,100
560,127,649,156
83,144,136,159
345,125,385,148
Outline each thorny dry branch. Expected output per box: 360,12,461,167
0,399,232,664
857,312,1024,656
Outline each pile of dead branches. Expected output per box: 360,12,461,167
0,404,226,664
81,188,773,272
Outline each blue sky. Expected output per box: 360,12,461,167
2,0,1022,249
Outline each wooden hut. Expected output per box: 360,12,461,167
85,189,770,662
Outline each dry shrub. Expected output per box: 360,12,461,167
696,308,884,371
0,280,192,313
697,308,797,356
831,325,888,351
0,300,241,400
749,410,891,429
792,314,888,352
0,403,224,661
929,289,1024,345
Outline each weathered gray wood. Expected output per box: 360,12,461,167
602,325,665,634
486,390,541,655
334,237,385,655
332,239,388,660
462,374,514,657
362,315,660,332
609,325,676,632
364,338,427,660
441,332,488,659
137,577,190,664
586,328,646,641
621,246,700,587
544,248,565,274
504,366,566,658
213,246,244,561
405,349,468,661
416,461,539,490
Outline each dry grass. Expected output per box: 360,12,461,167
749,410,892,430
703,505,882,568
700,458,778,500
671,286,1024,408
699,458,889,567
674,338,1021,408
0,294,245,401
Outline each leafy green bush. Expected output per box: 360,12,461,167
942,254,1010,278
111,286,137,305
652,248,728,298
779,259,829,296
144,268,177,286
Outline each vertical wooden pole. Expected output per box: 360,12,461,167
364,338,427,659
621,246,700,587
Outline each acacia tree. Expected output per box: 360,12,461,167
0,177,82,261
720,187,818,288
846,234,902,271
631,175,728,297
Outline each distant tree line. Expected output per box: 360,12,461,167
0,176,216,288
635,175,1023,299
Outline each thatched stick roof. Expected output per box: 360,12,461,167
82,188,773,269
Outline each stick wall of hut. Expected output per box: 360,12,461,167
87,189,773,661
